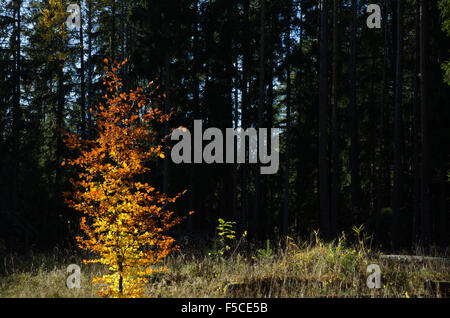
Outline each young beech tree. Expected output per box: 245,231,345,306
63,59,186,297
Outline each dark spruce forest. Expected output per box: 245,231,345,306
0,0,449,256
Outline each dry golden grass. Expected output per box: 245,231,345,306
0,235,448,298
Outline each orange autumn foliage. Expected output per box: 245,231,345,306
62,60,184,298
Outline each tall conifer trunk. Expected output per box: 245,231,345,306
392,0,403,252
349,0,360,228
319,0,330,239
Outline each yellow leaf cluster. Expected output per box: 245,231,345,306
37,0,70,62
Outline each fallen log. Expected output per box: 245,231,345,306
376,255,450,264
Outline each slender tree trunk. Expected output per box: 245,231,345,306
87,0,92,139
118,259,123,296
163,16,170,195
232,53,239,222
220,13,234,223
253,0,265,242
376,0,388,247
264,15,274,233
439,157,448,249
120,0,125,62
125,4,130,79
225,11,234,223
349,0,360,228
240,0,250,235
283,1,292,237
55,66,64,197
188,0,200,233
369,50,377,227
419,0,431,248
412,0,420,246
11,0,21,213
392,0,403,252
79,0,86,139
330,0,339,240
319,0,330,240
110,1,116,61
294,1,303,232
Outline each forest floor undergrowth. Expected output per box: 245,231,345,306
0,234,449,298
